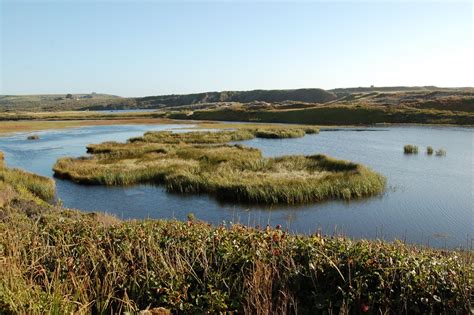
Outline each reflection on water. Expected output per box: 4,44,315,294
1,124,472,248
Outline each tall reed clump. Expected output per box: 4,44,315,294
403,144,418,154
0,204,472,314
0,151,4,168
54,129,385,204
427,146,434,155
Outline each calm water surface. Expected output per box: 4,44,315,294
1,124,472,248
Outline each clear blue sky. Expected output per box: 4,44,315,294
1,1,472,97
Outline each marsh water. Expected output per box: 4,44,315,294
0,123,472,249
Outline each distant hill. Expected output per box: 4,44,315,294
1,87,473,112
329,86,474,96
0,93,132,112
133,88,337,109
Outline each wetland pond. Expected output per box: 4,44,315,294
0,123,472,248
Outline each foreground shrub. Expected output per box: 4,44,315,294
404,144,418,154
0,214,472,314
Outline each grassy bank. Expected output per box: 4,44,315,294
0,159,472,313
0,155,55,203
53,128,386,205
168,105,474,126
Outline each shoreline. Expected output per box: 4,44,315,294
1,115,473,136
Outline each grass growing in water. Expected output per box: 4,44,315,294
427,146,434,155
26,134,39,140
1,156,472,314
403,144,419,154
435,148,447,156
253,126,319,139
54,129,385,204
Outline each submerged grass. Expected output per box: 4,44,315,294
54,129,385,204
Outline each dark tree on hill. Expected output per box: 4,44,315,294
66,94,73,99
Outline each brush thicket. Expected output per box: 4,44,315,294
0,191,471,314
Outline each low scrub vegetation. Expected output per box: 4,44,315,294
168,104,474,126
1,155,472,313
54,129,385,204
404,144,419,154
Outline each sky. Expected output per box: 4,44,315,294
1,1,473,97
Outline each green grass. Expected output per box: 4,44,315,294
404,144,419,154
0,166,55,203
129,129,256,144
427,146,434,155
54,129,385,204
128,127,319,144
1,155,472,314
254,128,306,138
